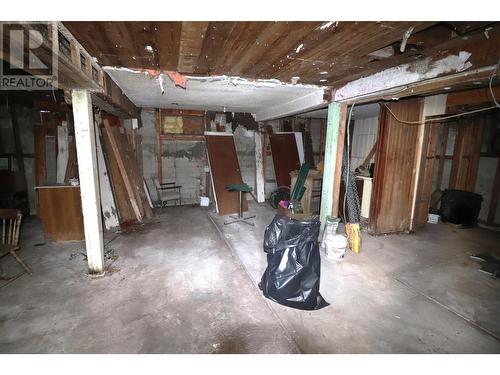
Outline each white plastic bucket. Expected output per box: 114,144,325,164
324,234,347,261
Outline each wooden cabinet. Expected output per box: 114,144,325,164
36,185,84,241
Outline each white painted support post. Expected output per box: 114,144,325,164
254,125,265,203
319,102,344,232
72,90,104,274
56,121,68,183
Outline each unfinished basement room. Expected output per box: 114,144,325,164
1,5,500,365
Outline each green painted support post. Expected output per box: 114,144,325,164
320,101,343,232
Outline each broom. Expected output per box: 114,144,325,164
345,223,361,253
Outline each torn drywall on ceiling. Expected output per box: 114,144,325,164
334,51,474,101
104,66,326,118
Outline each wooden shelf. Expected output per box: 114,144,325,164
159,134,205,141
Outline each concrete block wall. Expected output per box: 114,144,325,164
233,125,255,199
139,110,206,205
140,111,261,205
264,120,280,197
138,114,323,205
160,141,206,204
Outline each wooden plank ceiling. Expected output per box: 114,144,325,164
64,21,496,86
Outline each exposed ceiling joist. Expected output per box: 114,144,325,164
332,24,500,104
0,22,139,118
68,21,491,86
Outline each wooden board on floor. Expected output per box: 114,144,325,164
205,133,248,215
100,118,137,223
111,125,153,219
269,133,301,190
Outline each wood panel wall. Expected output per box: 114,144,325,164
369,98,423,234
448,117,485,191
205,134,247,215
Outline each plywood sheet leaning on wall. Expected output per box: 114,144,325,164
64,137,79,183
369,98,423,234
100,124,135,223
205,133,248,215
100,115,152,223
102,119,152,222
269,133,301,190
448,117,485,192
95,124,120,230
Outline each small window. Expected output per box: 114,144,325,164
92,65,99,82
58,31,71,59
80,53,87,72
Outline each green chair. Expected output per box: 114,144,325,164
224,183,256,226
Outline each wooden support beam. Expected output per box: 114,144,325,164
254,125,266,203
92,74,139,119
488,157,500,225
446,86,500,108
9,104,26,180
56,122,69,183
34,124,46,186
319,102,347,231
71,89,104,274
155,109,163,184
0,22,138,118
435,124,449,192
318,118,326,164
102,119,143,221
361,141,377,167
332,105,348,218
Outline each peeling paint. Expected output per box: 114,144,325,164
335,51,474,101
104,66,321,89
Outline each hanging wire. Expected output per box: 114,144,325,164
383,61,500,125
488,57,500,108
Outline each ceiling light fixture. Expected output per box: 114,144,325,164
144,45,154,53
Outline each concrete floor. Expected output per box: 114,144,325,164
1,202,499,353
0,206,297,353
209,202,500,354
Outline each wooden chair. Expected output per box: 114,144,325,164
0,209,32,278
152,178,182,207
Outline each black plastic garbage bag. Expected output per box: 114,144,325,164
259,214,329,310
441,189,482,226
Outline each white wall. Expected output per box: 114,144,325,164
233,125,256,197
350,116,379,171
